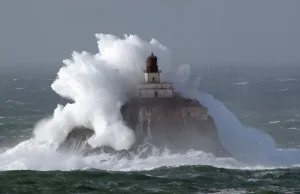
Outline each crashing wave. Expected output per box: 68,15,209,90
1,33,300,171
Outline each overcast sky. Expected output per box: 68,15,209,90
0,0,299,64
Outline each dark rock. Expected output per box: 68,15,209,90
57,97,231,158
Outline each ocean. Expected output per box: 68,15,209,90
1,62,300,193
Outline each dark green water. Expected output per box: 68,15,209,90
1,63,300,193
2,166,300,193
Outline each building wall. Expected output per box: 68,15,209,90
139,83,173,89
160,83,172,89
158,89,173,97
138,88,173,98
139,89,155,98
145,73,160,83
139,72,173,98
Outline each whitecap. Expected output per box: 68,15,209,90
278,78,299,83
268,121,281,124
288,127,298,130
279,88,289,92
1,33,300,171
232,82,249,85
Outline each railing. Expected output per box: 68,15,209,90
143,70,162,73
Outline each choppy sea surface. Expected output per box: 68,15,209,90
1,63,300,193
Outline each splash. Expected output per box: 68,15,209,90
0,139,242,171
1,33,300,171
174,72,300,165
33,34,171,151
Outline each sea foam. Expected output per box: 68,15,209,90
0,33,300,171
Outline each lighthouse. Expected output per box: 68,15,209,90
138,53,174,98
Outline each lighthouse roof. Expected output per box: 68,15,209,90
147,52,157,59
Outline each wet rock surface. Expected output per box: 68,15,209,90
58,97,230,158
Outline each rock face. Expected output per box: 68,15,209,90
58,97,230,157
121,97,229,157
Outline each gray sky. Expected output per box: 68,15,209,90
0,0,299,64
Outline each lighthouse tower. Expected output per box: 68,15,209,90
138,53,174,98
145,52,161,83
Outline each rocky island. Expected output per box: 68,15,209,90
58,53,230,158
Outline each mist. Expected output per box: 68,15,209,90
0,0,300,65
